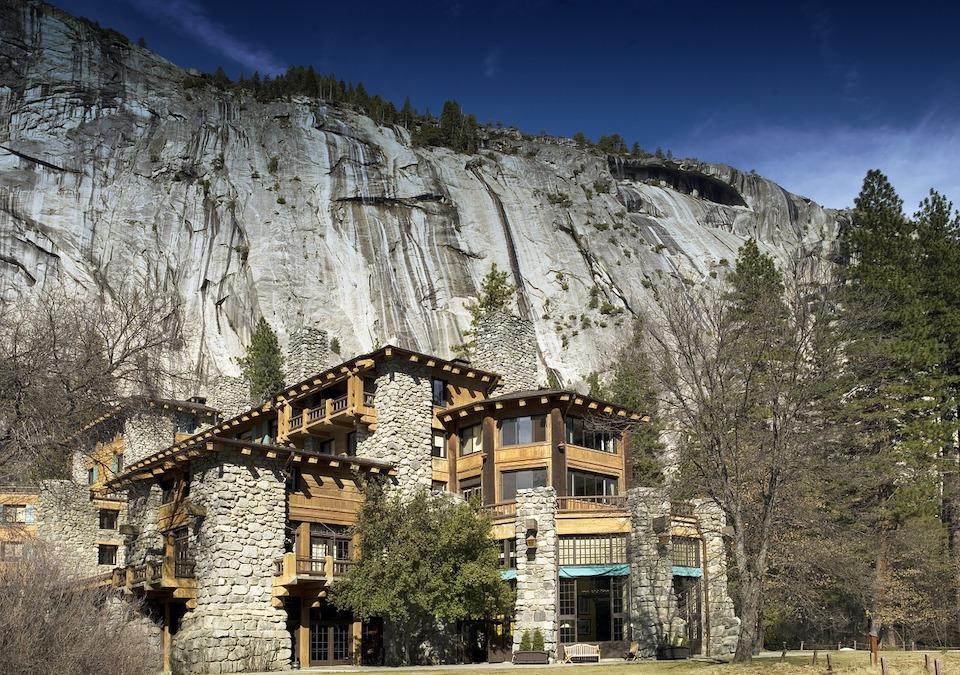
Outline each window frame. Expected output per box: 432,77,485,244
567,469,619,497
431,432,447,458
98,544,118,566
459,424,483,456
565,416,618,454
99,509,119,530
498,415,547,447
431,378,448,406
500,467,548,501
459,476,482,504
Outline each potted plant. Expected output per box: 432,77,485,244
656,633,691,660
513,629,550,664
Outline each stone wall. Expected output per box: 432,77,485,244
124,481,165,565
123,412,176,466
471,311,541,394
627,487,682,657
694,499,740,656
207,375,254,419
37,480,125,576
356,362,433,498
171,454,290,673
513,487,558,657
284,324,330,385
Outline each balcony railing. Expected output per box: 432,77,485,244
557,494,628,511
363,391,375,406
175,560,196,578
307,406,325,423
290,412,303,428
330,395,348,413
480,501,517,519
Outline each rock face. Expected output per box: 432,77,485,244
0,0,841,389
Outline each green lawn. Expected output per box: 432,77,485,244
302,650,956,674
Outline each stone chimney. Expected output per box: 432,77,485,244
470,310,541,394
284,325,331,385
206,375,254,419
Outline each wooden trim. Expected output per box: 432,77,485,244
481,416,496,506
550,408,566,497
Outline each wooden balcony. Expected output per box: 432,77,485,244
285,390,376,438
116,556,197,601
557,494,628,511
272,551,355,588
480,501,517,521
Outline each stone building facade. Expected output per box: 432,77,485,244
28,327,739,671
471,311,541,394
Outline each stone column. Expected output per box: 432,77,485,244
123,412,176,465
355,362,433,498
124,481,164,565
170,455,291,673
471,310,542,394
207,375,254,419
283,324,330,385
513,486,558,657
626,487,681,656
694,499,740,657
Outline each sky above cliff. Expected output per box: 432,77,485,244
56,0,960,210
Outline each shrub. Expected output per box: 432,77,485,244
519,630,532,652
330,337,341,354
0,545,161,675
531,629,545,651
268,156,279,173
547,192,572,207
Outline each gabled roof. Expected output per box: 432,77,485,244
437,389,647,425
273,344,500,403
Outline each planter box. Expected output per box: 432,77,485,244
656,645,691,660
513,650,550,664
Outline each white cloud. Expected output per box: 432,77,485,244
483,48,500,79
672,118,960,210
125,0,286,76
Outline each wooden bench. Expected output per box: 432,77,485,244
563,643,601,663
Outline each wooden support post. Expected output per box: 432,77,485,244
352,620,362,666
162,601,172,674
298,597,310,668
779,643,786,662
812,650,818,665
881,656,888,675
934,659,941,675
826,653,833,673
924,653,930,671
870,633,879,667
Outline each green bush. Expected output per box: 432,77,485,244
531,629,545,651
519,630,532,652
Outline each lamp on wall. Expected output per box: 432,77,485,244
525,518,538,550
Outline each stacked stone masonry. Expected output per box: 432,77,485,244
283,325,330,385
123,412,177,466
171,455,290,673
513,487,558,657
627,487,684,657
694,499,741,656
37,479,125,576
355,362,433,498
471,311,542,394
207,375,255,420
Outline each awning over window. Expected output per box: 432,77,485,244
559,564,629,578
500,569,517,581
672,565,703,577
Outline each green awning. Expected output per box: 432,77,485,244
559,564,629,578
500,569,517,581
672,566,702,577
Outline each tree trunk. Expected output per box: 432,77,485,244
734,577,762,663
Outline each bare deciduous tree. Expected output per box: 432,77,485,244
0,284,193,483
642,248,851,662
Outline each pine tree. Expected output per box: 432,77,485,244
453,263,516,356
237,318,285,402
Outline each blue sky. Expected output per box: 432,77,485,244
55,0,960,210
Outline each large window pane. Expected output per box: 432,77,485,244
460,424,483,456
567,470,618,496
499,415,546,447
565,416,618,453
501,468,547,501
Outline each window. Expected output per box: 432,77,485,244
98,544,118,566
346,432,357,456
2,504,29,524
432,432,447,458
559,535,628,566
111,453,124,474
565,417,618,453
499,415,546,447
558,578,576,644
318,439,335,455
672,536,702,568
459,424,483,456
567,470,618,497
160,480,175,504
99,509,118,530
612,576,628,640
87,466,98,485
431,480,448,492
308,523,351,569
431,379,448,406
173,527,194,577
500,468,548,501
498,538,517,569
459,476,482,504
1,541,24,561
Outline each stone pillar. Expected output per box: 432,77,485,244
207,375,254,419
37,480,126,576
513,487,558,657
355,362,433,498
694,499,740,657
626,487,681,657
124,481,165,566
471,310,541,394
284,324,331,385
123,412,176,466
170,455,291,673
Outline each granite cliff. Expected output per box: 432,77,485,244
0,0,841,390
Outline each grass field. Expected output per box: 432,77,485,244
305,650,957,674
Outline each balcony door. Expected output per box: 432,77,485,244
310,604,353,665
